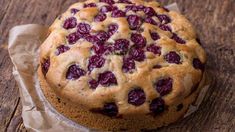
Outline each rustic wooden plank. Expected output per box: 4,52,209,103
0,0,234,131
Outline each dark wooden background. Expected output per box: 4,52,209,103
0,0,234,131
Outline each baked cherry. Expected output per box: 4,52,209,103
155,77,173,96
98,71,118,87
125,5,138,12
144,7,156,17
96,31,110,42
164,51,181,64
131,33,146,48
66,65,86,80
150,98,165,115
66,32,81,44
112,9,126,18
94,13,107,22
162,7,170,12
125,5,145,12
100,5,117,13
118,0,132,4
193,58,204,71
145,17,158,26
84,3,97,8
85,35,102,44
63,17,77,29
71,8,79,15
128,88,146,106
55,45,70,55
92,43,113,55
103,103,118,117
171,33,186,44
114,39,130,55
108,24,119,36
89,79,99,89
146,44,161,55
129,48,146,62
100,0,115,5
77,23,91,34
150,31,160,40
41,58,50,75
88,55,105,71
159,24,172,32
122,57,135,73
157,14,171,24
127,15,142,30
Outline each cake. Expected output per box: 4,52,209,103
38,0,207,131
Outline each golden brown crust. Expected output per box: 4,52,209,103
38,0,207,129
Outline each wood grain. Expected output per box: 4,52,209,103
0,0,234,131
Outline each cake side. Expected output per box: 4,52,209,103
38,67,207,131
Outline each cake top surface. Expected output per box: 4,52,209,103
39,0,206,117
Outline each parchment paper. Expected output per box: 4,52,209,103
8,3,211,132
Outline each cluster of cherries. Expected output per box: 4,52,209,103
41,0,205,117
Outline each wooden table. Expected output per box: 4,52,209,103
0,0,234,131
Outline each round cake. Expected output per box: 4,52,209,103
38,0,207,130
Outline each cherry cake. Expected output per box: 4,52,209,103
38,0,207,130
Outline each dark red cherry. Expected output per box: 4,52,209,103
144,7,156,17
114,39,130,55
92,43,113,55
89,79,99,89
100,0,115,5
118,0,132,4
125,5,138,12
63,17,77,29
171,33,186,44
66,32,82,44
102,103,118,117
128,88,146,106
66,65,86,80
84,3,97,8
157,14,171,24
164,51,181,64
96,31,110,42
127,15,142,30
122,57,135,73
193,58,205,71
150,98,165,115
98,71,118,87
145,17,158,26
100,5,114,13
108,24,119,36
129,48,146,62
112,9,126,17
94,13,107,22
55,45,70,55
155,77,173,96
159,24,172,32
42,58,50,76
77,23,91,34
88,55,105,72
71,8,79,15
150,31,160,40
146,44,161,55
131,33,146,48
